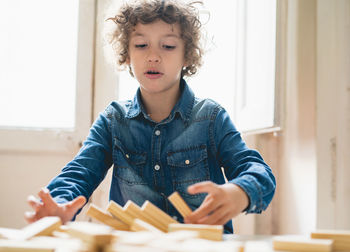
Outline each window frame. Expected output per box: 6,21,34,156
0,0,96,154
235,0,284,135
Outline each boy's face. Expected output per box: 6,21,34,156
127,20,186,96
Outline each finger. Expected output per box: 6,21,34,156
185,196,219,224
198,193,212,206
27,195,42,211
197,205,227,225
38,188,56,208
24,211,38,224
184,194,212,224
216,213,232,225
67,196,86,213
187,181,217,195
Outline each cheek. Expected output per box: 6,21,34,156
129,52,144,65
128,54,139,69
129,63,143,79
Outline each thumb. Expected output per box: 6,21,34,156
187,181,217,194
67,196,86,212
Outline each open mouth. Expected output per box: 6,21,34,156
146,70,161,75
144,70,163,79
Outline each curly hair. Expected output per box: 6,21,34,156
105,0,203,77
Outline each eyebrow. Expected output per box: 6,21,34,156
130,32,180,39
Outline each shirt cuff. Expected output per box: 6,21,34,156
230,175,263,214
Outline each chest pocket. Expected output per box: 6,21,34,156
113,137,147,185
167,144,209,202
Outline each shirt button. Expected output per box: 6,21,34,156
185,159,190,165
155,130,161,136
154,164,160,171
125,154,130,159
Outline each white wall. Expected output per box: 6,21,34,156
276,0,317,234
250,0,350,235
0,153,75,228
316,0,350,229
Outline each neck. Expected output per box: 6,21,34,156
140,84,181,123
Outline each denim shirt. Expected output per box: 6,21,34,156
47,78,276,233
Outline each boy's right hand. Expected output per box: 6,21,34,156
25,188,86,224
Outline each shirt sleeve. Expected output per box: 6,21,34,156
46,106,113,206
211,106,276,213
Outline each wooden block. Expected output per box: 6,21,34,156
20,216,62,240
1,223,68,241
143,231,199,251
130,218,163,233
244,241,274,252
0,240,55,252
160,230,199,241
273,235,333,252
221,241,246,252
168,223,223,241
29,236,83,252
51,231,71,239
113,231,159,246
123,201,164,231
179,239,244,252
51,225,71,239
86,204,129,231
66,221,113,247
311,230,350,251
56,225,68,233
0,227,23,240
168,192,192,218
141,201,178,232
107,201,134,226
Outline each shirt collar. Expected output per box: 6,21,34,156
126,78,195,122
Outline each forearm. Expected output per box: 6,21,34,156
47,110,113,203
212,108,276,214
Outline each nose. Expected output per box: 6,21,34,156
146,49,161,63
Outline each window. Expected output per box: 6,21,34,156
0,0,96,153
0,0,78,129
232,0,277,132
118,0,278,133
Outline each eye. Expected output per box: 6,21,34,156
135,44,147,48
163,45,176,50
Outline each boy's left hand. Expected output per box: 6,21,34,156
184,181,249,225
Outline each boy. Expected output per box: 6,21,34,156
25,0,276,233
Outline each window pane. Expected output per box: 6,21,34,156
0,0,79,129
189,0,237,117
234,0,277,132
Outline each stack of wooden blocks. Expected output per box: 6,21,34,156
272,230,350,252
0,191,233,252
1,191,350,251
91,191,224,241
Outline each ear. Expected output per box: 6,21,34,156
183,57,189,68
183,62,188,71
126,57,130,65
